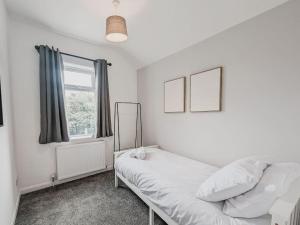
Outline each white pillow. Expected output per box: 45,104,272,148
196,158,268,202
223,162,300,218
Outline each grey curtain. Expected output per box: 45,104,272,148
38,45,69,144
94,59,113,138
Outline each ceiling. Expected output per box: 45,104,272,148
6,0,288,68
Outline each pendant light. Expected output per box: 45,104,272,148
106,0,128,42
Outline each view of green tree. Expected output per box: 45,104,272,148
65,90,96,138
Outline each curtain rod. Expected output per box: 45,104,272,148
34,46,112,67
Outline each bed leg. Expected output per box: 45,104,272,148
149,207,154,225
115,172,119,188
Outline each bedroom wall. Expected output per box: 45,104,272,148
138,0,300,166
0,0,19,224
8,17,138,193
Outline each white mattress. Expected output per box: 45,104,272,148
115,147,271,225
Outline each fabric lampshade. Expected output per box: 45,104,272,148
106,15,128,42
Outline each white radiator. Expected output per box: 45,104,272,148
56,141,106,180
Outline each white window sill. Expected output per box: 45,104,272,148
69,137,99,144
52,136,112,147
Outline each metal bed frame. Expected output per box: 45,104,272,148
113,102,143,152
115,147,300,225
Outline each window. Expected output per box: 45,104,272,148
63,57,96,139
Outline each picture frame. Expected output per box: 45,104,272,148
190,67,222,112
164,77,185,113
0,80,3,126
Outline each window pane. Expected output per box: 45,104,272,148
65,90,96,138
64,62,94,72
64,70,93,87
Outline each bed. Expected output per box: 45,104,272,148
114,146,300,225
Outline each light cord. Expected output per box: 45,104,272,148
112,0,120,15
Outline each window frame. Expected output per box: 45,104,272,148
62,61,97,140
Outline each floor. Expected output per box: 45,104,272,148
15,171,167,225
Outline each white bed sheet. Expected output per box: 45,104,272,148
115,147,271,225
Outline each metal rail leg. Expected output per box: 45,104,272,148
115,173,119,188
149,207,154,225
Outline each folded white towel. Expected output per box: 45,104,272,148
129,147,146,160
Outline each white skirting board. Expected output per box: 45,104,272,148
11,191,20,225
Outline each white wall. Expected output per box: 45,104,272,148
138,0,300,166
8,17,138,193
0,0,19,224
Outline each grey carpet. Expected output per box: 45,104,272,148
15,171,167,225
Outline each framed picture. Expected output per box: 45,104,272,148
0,80,3,126
164,77,185,113
190,67,222,112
